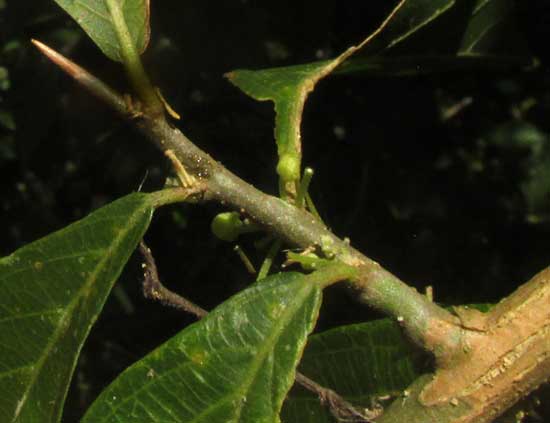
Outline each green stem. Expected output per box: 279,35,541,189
105,0,163,114
234,245,257,275
257,238,282,281
286,251,331,271
296,167,314,208
305,192,323,223
149,186,204,208
302,261,358,289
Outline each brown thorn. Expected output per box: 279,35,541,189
31,39,128,116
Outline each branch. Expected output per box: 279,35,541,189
142,98,463,362
32,39,462,363
33,40,550,423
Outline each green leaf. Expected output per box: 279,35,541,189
281,319,424,423
460,0,518,55
0,193,154,423
359,0,456,55
227,0,531,189
337,0,531,76
282,304,494,422
226,0,457,188
82,272,322,423
334,54,532,77
52,0,151,62
227,61,331,185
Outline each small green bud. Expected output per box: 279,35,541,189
286,251,328,271
211,212,243,242
320,235,336,258
276,154,300,182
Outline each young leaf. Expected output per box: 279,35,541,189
226,0,454,189
0,193,154,423
51,0,151,62
227,61,332,186
81,272,323,423
281,319,424,423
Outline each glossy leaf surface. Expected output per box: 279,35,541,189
82,272,322,423
0,193,154,422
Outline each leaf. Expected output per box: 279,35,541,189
281,319,425,423
460,0,517,55
281,304,494,422
358,0,456,55
52,0,151,62
333,54,532,77
226,61,332,185
81,272,322,423
227,0,531,188
0,193,154,423
336,0,531,76
226,0,456,187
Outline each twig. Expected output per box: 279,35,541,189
295,372,382,422
256,238,282,281
139,241,207,318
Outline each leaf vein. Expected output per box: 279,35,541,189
10,202,150,422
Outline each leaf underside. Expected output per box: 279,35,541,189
52,0,151,62
81,271,323,423
0,193,154,423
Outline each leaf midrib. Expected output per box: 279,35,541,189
198,282,315,423
387,1,456,50
10,201,150,423
95,281,316,423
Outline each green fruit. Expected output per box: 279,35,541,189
211,212,243,242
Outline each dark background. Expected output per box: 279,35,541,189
1,0,550,420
